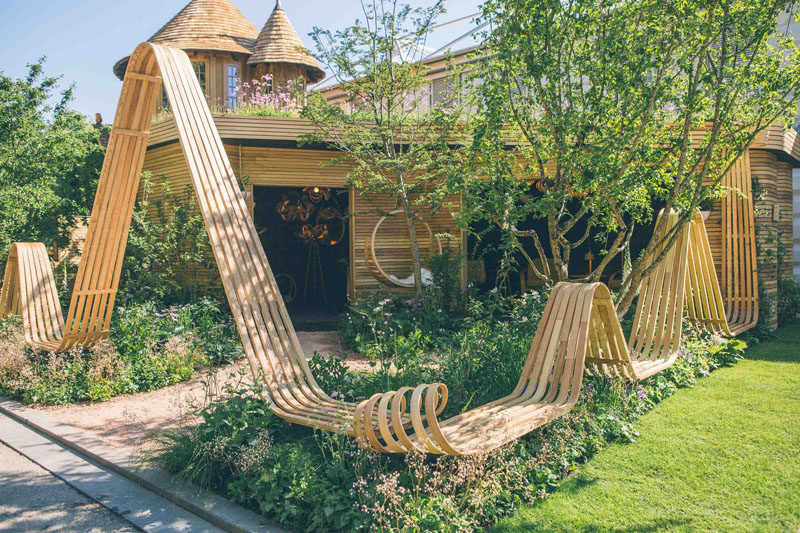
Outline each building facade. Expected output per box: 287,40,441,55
127,0,796,330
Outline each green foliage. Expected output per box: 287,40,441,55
119,172,217,305
154,320,748,531
777,278,800,325
425,246,465,313
0,58,104,267
302,0,467,296
439,290,548,411
463,0,800,314
0,299,242,405
307,352,358,401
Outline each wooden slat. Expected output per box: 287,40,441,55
126,71,163,84
720,150,759,334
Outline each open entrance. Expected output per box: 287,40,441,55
252,185,350,329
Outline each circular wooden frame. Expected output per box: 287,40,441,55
366,210,443,288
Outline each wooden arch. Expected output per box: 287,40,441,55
0,43,367,433
364,210,443,288
0,43,758,455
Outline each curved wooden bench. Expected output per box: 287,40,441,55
364,210,442,288
355,209,752,454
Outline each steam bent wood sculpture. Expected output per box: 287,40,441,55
0,43,759,456
0,42,398,435
721,150,759,334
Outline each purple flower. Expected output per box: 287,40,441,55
587,383,594,390
637,389,647,399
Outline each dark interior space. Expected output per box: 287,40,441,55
252,185,349,329
468,188,662,293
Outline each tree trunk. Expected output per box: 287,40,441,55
402,198,424,297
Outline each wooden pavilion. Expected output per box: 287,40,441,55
122,0,797,330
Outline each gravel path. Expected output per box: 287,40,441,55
0,442,136,532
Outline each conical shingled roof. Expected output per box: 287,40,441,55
248,0,326,83
113,0,258,80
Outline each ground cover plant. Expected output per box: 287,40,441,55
153,284,749,532
0,297,242,404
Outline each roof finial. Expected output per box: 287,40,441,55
275,0,282,9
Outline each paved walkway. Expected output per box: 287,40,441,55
0,411,224,532
0,442,135,532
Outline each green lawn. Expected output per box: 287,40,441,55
494,321,800,533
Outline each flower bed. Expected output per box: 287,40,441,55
153,289,747,532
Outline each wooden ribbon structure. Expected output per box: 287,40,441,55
0,43,759,455
721,150,759,334
364,210,443,288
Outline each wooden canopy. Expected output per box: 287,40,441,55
113,0,258,80
247,0,326,83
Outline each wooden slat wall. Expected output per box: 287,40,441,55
148,115,320,146
705,201,723,281
776,160,794,282
702,148,794,287
236,146,350,188
142,142,465,299
795,172,800,280
144,116,795,316
751,123,800,162
148,115,800,166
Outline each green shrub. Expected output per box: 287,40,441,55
0,298,243,405
119,173,219,305
778,278,800,325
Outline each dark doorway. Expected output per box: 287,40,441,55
252,185,350,329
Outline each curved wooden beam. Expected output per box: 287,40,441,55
721,150,759,334
0,42,759,456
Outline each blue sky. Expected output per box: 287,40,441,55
0,0,483,120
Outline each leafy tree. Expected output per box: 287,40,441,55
0,59,104,267
465,0,800,315
302,0,466,296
